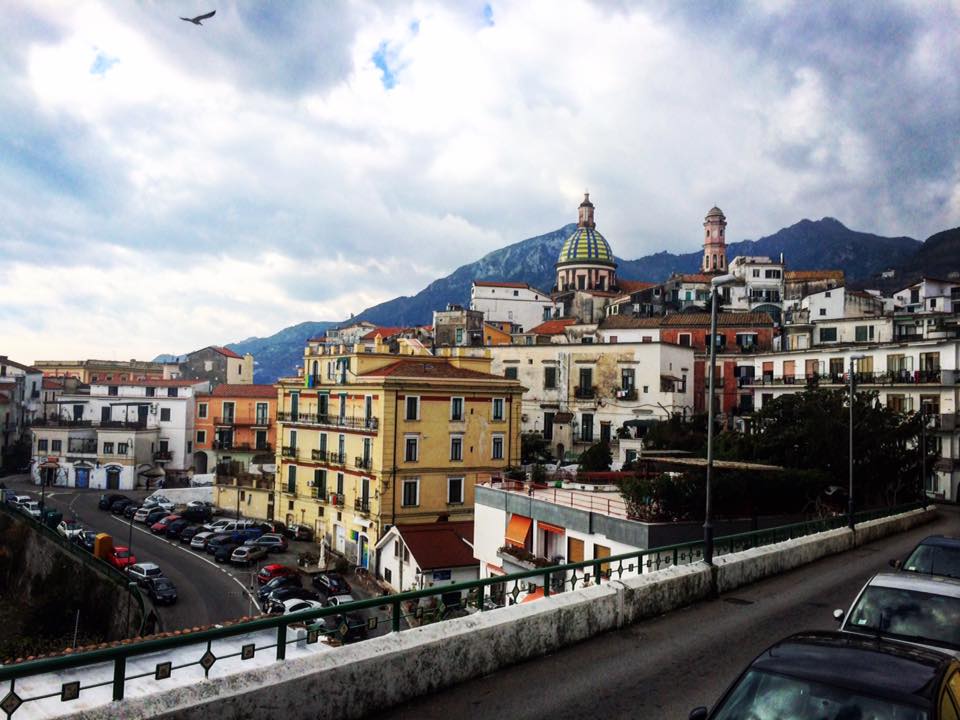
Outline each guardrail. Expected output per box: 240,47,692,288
0,500,925,716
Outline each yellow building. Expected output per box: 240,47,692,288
275,338,523,569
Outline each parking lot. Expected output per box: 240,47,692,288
2,475,387,637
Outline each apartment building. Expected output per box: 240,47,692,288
173,346,254,388
29,379,208,489
0,356,43,470
470,280,558,333
275,338,523,569
33,359,169,383
741,339,960,501
487,341,694,460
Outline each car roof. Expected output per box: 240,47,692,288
868,571,960,598
917,535,960,549
135,562,160,570
752,631,952,705
282,598,320,609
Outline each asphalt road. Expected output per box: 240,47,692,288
383,504,959,720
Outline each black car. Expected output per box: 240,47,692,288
214,542,240,563
257,575,302,603
76,529,97,552
317,612,368,644
891,534,960,580
262,586,320,610
312,572,352,598
181,506,212,523
286,523,314,541
99,493,128,510
123,504,140,519
179,526,201,544
259,521,287,536
143,508,169,525
146,576,178,605
165,519,191,539
111,499,136,515
689,631,960,719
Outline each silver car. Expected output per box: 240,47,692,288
835,572,960,658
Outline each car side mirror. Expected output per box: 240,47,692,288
888,558,902,569
689,708,709,720
833,609,845,622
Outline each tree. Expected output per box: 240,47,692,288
520,432,552,464
578,442,612,472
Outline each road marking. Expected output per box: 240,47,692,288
106,515,259,609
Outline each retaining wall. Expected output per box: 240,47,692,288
64,506,936,720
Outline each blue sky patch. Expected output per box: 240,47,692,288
482,3,494,26
372,41,396,89
89,50,118,76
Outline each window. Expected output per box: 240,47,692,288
198,403,208,419
118,442,128,455
764,269,781,279
146,387,156,397
313,469,326,495
543,307,552,321
825,291,832,298
736,333,758,348
492,435,504,460
492,398,505,421
621,368,635,391
196,430,206,443
404,436,419,462
504,367,518,380
543,411,554,441
581,413,594,443
402,478,419,507
336,472,344,495
677,333,691,347
752,269,760,278
819,308,827,316
167,387,177,397
38,439,48,452
287,465,296,494
544,366,557,389
159,439,169,453
448,477,464,504
855,325,875,342
707,333,726,349
255,402,269,424
405,396,419,421
338,434,345,461
187,441,192,453
450,435,463,461
455,328,463,345
51,439,62,452
160,408,171,421
450,397,464,421
819,327,838,343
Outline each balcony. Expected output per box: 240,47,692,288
574,386,596,400
311,449,345,465
277,412,379,431
214,416,271,427
354,497,370,515
31,418,93,428
214,416,236,426
355,456,372,470
213,441,273,453
99,420,149,430
281,446,298,459
614,388,637,401
67,439,98,455
153,450,173,461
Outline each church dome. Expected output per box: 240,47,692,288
557,227,615,267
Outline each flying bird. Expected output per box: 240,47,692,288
180,10,215,25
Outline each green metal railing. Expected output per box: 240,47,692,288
0,500,925,717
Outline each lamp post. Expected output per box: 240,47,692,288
848,353,866,530
704,273,736,565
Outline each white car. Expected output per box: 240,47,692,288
280,599,324,616
21,500,42,519
835,572,960,658
190,531,214,550
325,594,356,607
9,494,31,509
57,519,84,540
143,496,174,512
127,562,163,587
133,507,153,523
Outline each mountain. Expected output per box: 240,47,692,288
225,321,338,383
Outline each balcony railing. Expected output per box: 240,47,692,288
614,388,637,401
214,416,236,426
311,449,345,465
278,412,379,431
67,440,98,454
354,497,370,514
214,416,271,427
153,450,173,461
355,456,372,470
213,442,273,453
742,370,951,387
574,386,596,399
31,418,93,428
281,446,298,459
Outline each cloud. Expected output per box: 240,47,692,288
0,0,957,362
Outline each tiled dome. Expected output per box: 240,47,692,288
557,227,615,266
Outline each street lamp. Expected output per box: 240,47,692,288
704,273,736,566
848,353,867,530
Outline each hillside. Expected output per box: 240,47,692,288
225,321,338,383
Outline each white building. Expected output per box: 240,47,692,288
488,341,694,460
893,277,960,314
470,281,558,334
30,379,208,490
596,316,662,344
741,339,960,502
0,356,43,471
727,256,786,320
375,521,478,593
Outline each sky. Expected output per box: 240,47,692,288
2,0,958,363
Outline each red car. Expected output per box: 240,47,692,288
109,546,136,570
257,563,298,586
150,514,181,534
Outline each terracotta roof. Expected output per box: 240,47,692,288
617,280,657,293
474,280,538,290
42,378,64,390
395,522,475,570
0,357,40,373
660,312,775,328
677,274,715,284
359,359,505,381
599,315,662,329
785,270,844,282
210,384,276,398
360,327,407,341
211,346,243,359
527,318,577,335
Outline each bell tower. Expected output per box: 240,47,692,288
578,192,595,229
702,206,727,273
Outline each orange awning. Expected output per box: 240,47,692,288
538,522,564,535
521,587,545,604
505,514,532,547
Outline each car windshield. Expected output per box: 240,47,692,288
903,543,960,580
846,585,960,650
713,669,928,720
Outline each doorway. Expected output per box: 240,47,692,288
358,534,369,569
75,467,90,489
106,467,121,489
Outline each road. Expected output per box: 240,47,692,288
384,504,959,720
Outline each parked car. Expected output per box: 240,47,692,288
110,499,136,515
228,527,264,544
213,542,239,563
205,533,236,555
324,593,356,608
150,514,181,534
123,504,140,520
56,518,84,541
317,611,369,644
142,495,174,511
190,531,214,551
688,630,959,720
257,564,298,586
179,525,201,544
275,598,324,616
142,508,169,526
133,506,152,524
8,494,31,509
76,529,97,553
187,500,215,512
261,586,319,610
231,545,268,566
98,493,128,510
311,572,352,598
285,523,314,541
108,546,137,571
835,572,960,657
257,575,302,603
258,521,287,536
146,576,178,605
245,533,288,553
202,518,233,533
165,519,191,539
127,562,163,587
21,500,42,519
180,506,212,523
892,535,960,580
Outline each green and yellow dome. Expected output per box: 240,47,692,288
557,227,615,267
